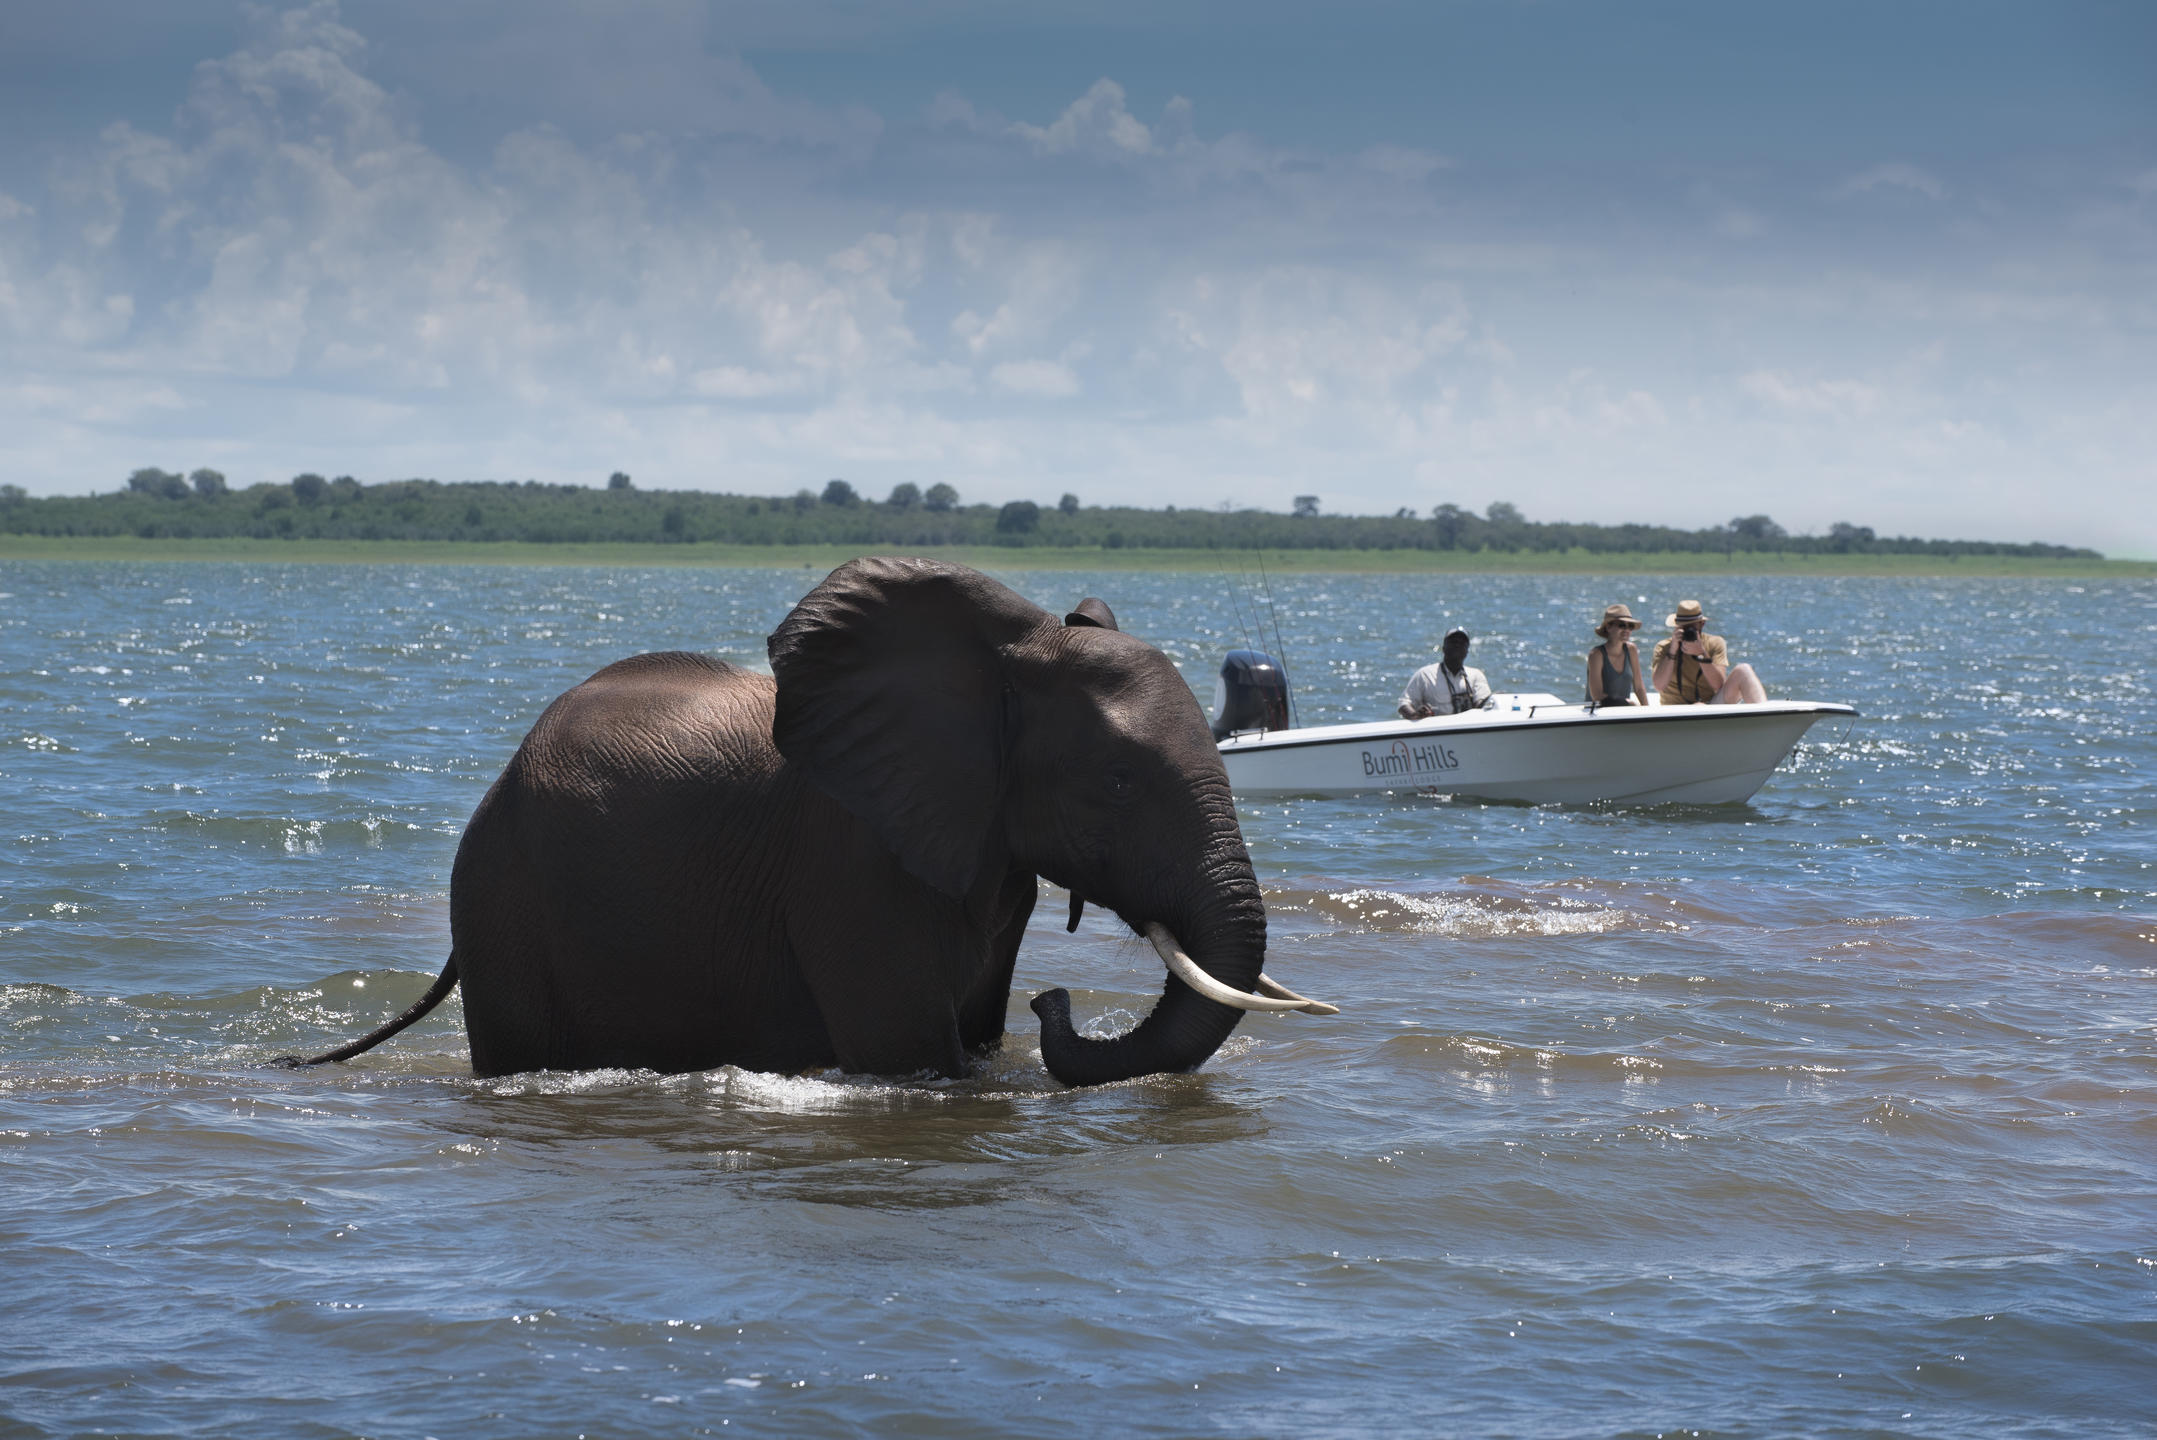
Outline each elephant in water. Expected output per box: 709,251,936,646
288,558,1333,1087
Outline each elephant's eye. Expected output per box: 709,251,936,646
1102,764,1137,802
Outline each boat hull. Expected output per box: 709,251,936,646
1218,700,1855,805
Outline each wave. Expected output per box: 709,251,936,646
1375,1030,1748,1081
1262,882,1676,938
138,808,458,851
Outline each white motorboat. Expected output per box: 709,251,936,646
1208,650,1855,806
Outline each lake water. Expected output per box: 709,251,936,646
3,560,2153,1438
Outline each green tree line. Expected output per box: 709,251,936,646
0,471,2101,559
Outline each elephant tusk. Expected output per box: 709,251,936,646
1144,923,1335,1014
1256,972,1342,1016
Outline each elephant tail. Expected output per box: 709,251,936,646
274,954,460,1067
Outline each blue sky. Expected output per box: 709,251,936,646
2,1,2151,552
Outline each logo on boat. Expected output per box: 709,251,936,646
1361,739,1459,777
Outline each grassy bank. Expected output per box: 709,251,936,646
1,533,2149,578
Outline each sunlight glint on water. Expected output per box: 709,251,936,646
2,561,2153,1438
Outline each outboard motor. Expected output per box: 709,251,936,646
1212,649,1292,739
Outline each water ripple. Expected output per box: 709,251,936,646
2,561,2153,1437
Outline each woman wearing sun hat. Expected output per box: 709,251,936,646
1649,599,1766,705
1585,603,1648,706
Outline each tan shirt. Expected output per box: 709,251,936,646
1651,633,1730,705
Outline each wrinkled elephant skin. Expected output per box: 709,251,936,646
292,559,1273,1087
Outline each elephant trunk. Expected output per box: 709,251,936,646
1030,874,1266,1088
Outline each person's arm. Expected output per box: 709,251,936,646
1628,642,1648,705
1585,651,1599,703
1663,634,1727,695
1690,635,1728,695
1397,671,1433,720
1650,638,1676,695
1468,668,1492,707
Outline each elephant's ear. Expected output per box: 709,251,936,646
1064,597,1118,630
769,558,1050,899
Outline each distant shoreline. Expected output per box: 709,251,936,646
2,534,2148,577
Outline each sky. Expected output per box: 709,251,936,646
2,1,2152,553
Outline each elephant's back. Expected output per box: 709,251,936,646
518,651,778,791
463,649,792,897
451,651,808,1075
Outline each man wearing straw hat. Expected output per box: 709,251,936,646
1650,599,1766,706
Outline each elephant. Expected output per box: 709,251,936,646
287,558,1333,1087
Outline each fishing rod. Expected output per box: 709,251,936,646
1217,553,1256,654
1252,550,1298,729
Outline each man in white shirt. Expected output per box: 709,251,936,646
1398,628,1492,718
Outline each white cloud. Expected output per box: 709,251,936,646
1355,145,1451,183
378,4,880,154
691,366,805,400
0,5,2149,556
1010,78,1158,158
1715,209,1767,239
1840,163,1948,201
989,360,1080,397
1738,370,1883,417
1169,269,1468,434
949,244,1083,357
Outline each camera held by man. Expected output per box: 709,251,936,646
1648,599,1766,706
